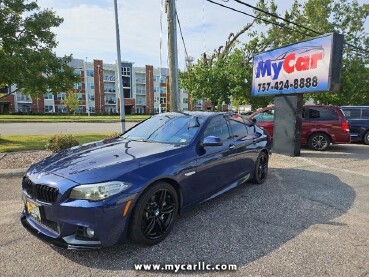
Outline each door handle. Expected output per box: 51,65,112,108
229,144,235,149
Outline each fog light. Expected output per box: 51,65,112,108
86,228,95,238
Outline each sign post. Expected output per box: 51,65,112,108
251,33,344,156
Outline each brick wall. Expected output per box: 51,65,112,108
94,60,104,114
145,65,154,114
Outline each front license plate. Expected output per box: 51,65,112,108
26,200,42,222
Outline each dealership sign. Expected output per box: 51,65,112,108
251,33,344,96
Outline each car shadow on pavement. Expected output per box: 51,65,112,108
55,167,355,273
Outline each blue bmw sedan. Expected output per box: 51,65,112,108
21,112,271,249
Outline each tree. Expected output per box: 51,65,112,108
180,22,256,110
253,0,369,105
0,0,78,98
63,90,80,115
180,0,369,110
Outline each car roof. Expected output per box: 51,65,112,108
341,106,369,108
152,111,232,119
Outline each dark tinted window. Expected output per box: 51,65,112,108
342,108,361,119
122,115,202,144
362,109,369,119
228,115,248,138
308,108,339,120
203,116,231,141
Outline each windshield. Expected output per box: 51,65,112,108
122,115,203,144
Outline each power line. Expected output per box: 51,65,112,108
205,0,310,37
232,0,369,55
175,9,189,60
233,0,322,36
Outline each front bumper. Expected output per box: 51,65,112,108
21,213,101,250
21,192,138,249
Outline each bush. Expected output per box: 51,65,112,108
45,134,79,152
105,132,121,139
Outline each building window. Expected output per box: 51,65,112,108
87,83,94,89
122,67,130,76
74,83,82,90
87,70,94,77
161,107,166,113
160,97,166,104
89,95,95,101
57,92,66,101
74,69,82,75
75,106,82,114
57,105,68,113
154,107,160,114
44,106,54,113
154,96,160,103
89,107,95,113
160,87,166,94
183,98,188,104
77,93,83,100
44,93,53,100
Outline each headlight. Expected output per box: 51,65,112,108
69,181,130,201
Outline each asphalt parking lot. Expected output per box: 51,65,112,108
0,144,368,276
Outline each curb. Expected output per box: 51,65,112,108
0,168,27,178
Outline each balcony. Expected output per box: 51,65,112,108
105,99,116,105
136,101,146,106
16,95,32,103
136,78,146,84
104,76,116,82
104,88,116,94
136,89,146,95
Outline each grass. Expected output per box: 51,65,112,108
0,133,114,152
0,114,149,123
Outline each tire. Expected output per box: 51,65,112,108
308,132,331,151
251,151,269,184
364,131,369,145
130,182,178,245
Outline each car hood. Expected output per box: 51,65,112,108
28,138,184,183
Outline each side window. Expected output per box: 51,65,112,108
203,116,231,141
308,108,338,120
253,109,274,122
362,109,369,119
228,115,248,139
342,108,361,119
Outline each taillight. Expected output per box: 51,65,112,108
341,121,349,132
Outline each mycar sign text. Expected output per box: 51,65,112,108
251,33,344,96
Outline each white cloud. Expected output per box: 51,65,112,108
36,0,261,68
35,0,369,69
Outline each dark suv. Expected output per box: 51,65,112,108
341,106,369,145
249,105,350,151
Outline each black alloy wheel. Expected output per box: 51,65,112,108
130,182,178,245
252,151,269,184
308,133,331,151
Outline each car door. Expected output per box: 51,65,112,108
194,115,236,202
226,114,257,182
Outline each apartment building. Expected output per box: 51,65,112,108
0,58,192,115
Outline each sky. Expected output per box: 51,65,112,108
36,0,368,69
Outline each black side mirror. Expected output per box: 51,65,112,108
202,136,223,147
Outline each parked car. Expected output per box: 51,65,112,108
21,112,271,249
248,105,350,151
341,106,369,145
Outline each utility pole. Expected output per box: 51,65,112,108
113,0,126,132
166,0,179,112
